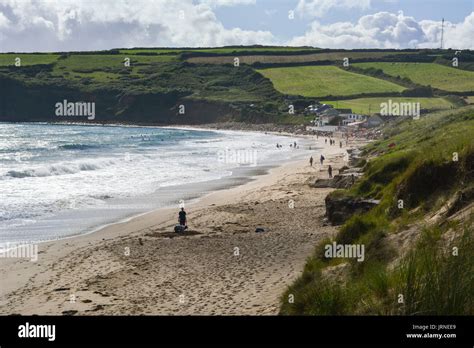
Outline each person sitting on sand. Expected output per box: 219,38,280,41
178,208,187,227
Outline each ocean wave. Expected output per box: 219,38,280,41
89,194,113,200
5,159,116,178
59,144,100,150
193,139,223,144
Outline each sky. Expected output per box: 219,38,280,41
0,0,473,52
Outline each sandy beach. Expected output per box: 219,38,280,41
0,135,363,315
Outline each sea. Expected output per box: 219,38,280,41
0,123,313,244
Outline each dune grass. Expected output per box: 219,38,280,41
280,106,474,315
393,225,473,315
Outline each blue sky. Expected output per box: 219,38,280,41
0,0,473,52
214,0,474,41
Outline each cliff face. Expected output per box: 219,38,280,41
0,76,244,124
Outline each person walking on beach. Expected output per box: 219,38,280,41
320,154,325,165
325,138,327,144
328,165,333,178
309,156,313,167
339,141,342,148
178,207,187,227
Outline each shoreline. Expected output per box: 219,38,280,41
0,120,317,136
0,133,367,315
1,124,314,244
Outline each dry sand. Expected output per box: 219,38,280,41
0,136,363,315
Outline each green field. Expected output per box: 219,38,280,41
49,54,176,82
0,54,60,66
187,51,410,65
0,53,172,83
323,97,455,115
53,54,175,71
257,66,406,98
118,47,322,55
354,62,474,92
2,48,471,124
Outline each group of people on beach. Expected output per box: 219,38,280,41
324,138,346,149
309,154,326,166
310,154,332,178
310,134,345,178
326,138,342,146
276,141,299,149
178,131,347,232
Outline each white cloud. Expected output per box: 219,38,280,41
420,13,474,50
0,0,273,52
1,0,473,52
289,11,474,49
198,0,256,7
295,0,372,18
0,12,10,28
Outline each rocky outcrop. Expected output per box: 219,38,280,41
346,148,366,167
338,165,350,174
325,195,380,225
312,174,357,189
